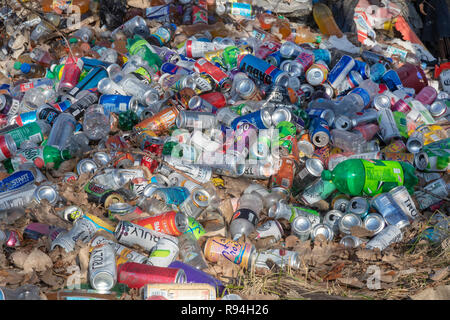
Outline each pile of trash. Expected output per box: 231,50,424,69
0,0,448,300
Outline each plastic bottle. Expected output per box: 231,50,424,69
13,62,46,78
257,10,277,30
229,192,264,240
321,159,418,196
289,25,321,44
312,2,343,38
0,285,41,300
29,47,57,67
30,13,61,43
271,16,292,40
46,113,77,150
178,232,209,270
83,104,110,141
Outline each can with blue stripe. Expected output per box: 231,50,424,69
237,54,289,86
14,111,37,126
51,100,71,113
230,108,272,130
153,187,190,206
370,63,387,83
327,55,355,89
349,87,371,107
265,50,283,67
309,117,330,147
306,108,335,126
67,66,108,99
99,95,138,115
381,70,404,91
351,60,370,80
161,62,194,75
313,48,331,66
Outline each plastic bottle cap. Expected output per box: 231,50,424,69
13,61,22,70
170,23,177,31
20,63,31,74
69,38,78,44
265,10,272,14
321,170,332,181
33,158,45,168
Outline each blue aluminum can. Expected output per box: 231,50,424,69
349,87,371,107
381,70,404,91
351,60,370,80
14,111,37,126
265,50,283,67
237,54,289,86
370,63,387,83
161,62,193,75
99,95,138,115
313,49,331,66
370,193,410,229
309,117,330,147
0,170,36,193
306,108,335,126
154,187,190,206
327,55,355,89
51,100,71,113
81,57,112,70
230,108,272,130
38,107,61,126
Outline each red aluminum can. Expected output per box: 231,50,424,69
199,92,227,109
117,262,186,289
58,56,83,94
131,211,188,236
192,0,208,25
194,58,232,93
271,155,296,192
255,41,281,60
112,151,134,168
140,151,160,174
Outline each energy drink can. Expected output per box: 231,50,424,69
237,54,289,86
147,237,179,267
193,58,232,93
132,210,189,236
117,262,186,288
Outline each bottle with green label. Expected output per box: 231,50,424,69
321,159,418,196
5,121,51,149
126,35,162,73
3,145,71,173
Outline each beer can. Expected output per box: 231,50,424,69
254,249,301,270
291,215,312,241
179,187,210,219
311,223,334,241
370,193,410,229
117,262,186,288
76,158,98,175
366,225,403,251
340,235,365,248
147,237,179,267
389,186,418,220
406,132,424,154
338,213,363,235
203,236,255,269
346,197,370,218
193,58,232,93
377,108,401,143
294,158,324,193
323,210,344,235
327,55,355,89
331,194,350,212
363,212,385,235
115,220,178,252
255,220,284,241
237,54,289,86
309,117,330,147
60,205,83,222
306,63,328,86
89,244,117,293
372,94,391,110
131,211,189,236
142,283,216,300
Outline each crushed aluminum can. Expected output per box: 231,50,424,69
366,225,403,251
33,184,60,205
254,220,284,241
76,158,98,175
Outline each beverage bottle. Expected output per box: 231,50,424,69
0,285,41,300
29,47,57,67
271,16,291,40
178,232,209,270
64,90,99,121
83,104,110,141
40,0,90,14
46,113,77,150
30,13,61,43
13,62,46,78
321,159,418,197
229,192,263,240
289,25,321,44
0,208,26,224
257,10,277,30
334,90,368,115
71,26,94,43
16,53,33,64
357,79,379,103
147,23,177,47
330,129,371,154
312,2,343,38
4,120,50,149
216,2,264,19
119,74,160,107
3,145,72,173
415,86,437,106
126,36,162,73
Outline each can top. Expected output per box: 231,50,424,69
292,215,312,233
414,151,428,171
335,115,352,130
429,100,447,117
324,210,344,224
77,158,98,175
339,213,362,234
311,223,334,241
373,94,391,110
305,158,324,177
363,213,385,234
236,79,255,97
34,184,58,205
272,107,292,125
347,197,369,216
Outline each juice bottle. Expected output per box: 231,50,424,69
312,2,343,38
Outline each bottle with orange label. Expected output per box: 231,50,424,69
40,0,91,14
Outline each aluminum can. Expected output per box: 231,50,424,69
265,50,283,67
352,59,370,79
33,184,59,206
346,197,370,218
254,249,301,270
176,110,217,129
306,108,335,126
151,187,190,206
291,215,312,241
89,244,117,292
76,158,98,175
327,55,355,88
331,194,350,212
99,95,138,115
323,210,344,235
383,151,428,171
306,62,328,86
187,95,217,113
381,70,403,91
338,213,363,235
414,178,449,210
279,41,304,59
406,132,424,154
372,94,392,110
0,229,21,247
0,134,16,161
230,108,272,130
255,220,284,241
340,235,366,248
147,237,179,267
309,117,330,147
204,236,255,269
311,223,334,241
193,58,232,93
131,211,189,236
236,78,262,101
115,221,178,252
179,188,210,219
377,108,401,143
300,178,336,206
389,186,418,220
370,193,410,229
117,262,186,288
91,235,148,265
142,283,216,300
293,158,324,193
363,212,385,235
429,100,448,118
366,225,403,251
238,54,289,86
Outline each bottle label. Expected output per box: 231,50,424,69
10,147,44,170
0,288,4,300
231,208,259,226
362,160,404,196
230,3,253,18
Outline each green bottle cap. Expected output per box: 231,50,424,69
61,150,72,160
69,38,78,44
13,61,22,70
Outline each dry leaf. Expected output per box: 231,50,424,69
430,267,449,282
337,277,365,289
217,255,241,279
285,235,300,248
355,248,380,261
310,241,337,266
381,252,400,264
39,269,64,289
217,199,234,224
78,244,90,283
0,269,25,286
323,262,345,281
351,226,374,238
411,285,450,300
11,250,30,269
244,294,280,300
21,248,53,274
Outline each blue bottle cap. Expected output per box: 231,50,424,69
20,63,31,74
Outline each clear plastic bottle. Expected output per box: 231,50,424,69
46,113,77,150
13,62,46,78
119,74,160,107
331,129,370,153
30,13,61,43
178,232,209,270
0,285,41,300
83,104,110,141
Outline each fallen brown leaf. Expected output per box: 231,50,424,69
337,277,365,289
323,262,345,281
430,267,449,282
411,285,450,300
355,248,381,261
351,226,375,238
39,269,65,289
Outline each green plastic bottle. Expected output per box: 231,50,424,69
321,159,418,196
126,35,162,73
3,145,71,173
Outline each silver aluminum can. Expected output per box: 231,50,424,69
190,130,222,153
114,221,177,252
291,215,311,241
406,132,424,154
242,162,273,180
370,193,410,229
271,107,292,126
363,213,385,235
333,197,350,213
372,94,391,110
334,115,353,131
33,184,59,205
93,152,112,167
188,96,216,113
216,107,239,127
179,187,210,218
338,213,363,235
168,172,187,187
323,210,344,235
51,215,100,252
297,140,315,158
89,244,117,292
321,83,333,99
377,108,401,143
60,205,84,222
429,100,447,118
179,179,202,194
107,202,135,220
294,158,324,193
176,110,217,129
346,197,370,217
389,186,418,220
0,183,37,210
311,223,334,241
146,237,179,267
255,220,284,241
340,235,365,248
91,235,148,264
366,224,403,251
162,157,213,184
413,151,429,171
255,249,301,270
150,174,171,187
76,158,98,175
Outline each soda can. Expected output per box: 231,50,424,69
291,215,312,241
372,94,391,110
176,110,217,129
429,100,447,118
230,108,272,130
237,54,289,86
366,225,403,251
363,213,385,235
203,236,255,269
383,151,428,171
377,108,401,143
89,244,117,293
323,210,344,235
297,139,315,159
115,220,178,252
142,283,216,300
406,132,424,154
76,158,98,175
254,220,284,241
0,134,16,161
370,193,410,229
331,194,350,212
179,187,210,219
293,158,324,193
187,95,217,113
311,223,334,241
117,262,186,288
236,78,262,101
389,186,418,220
254,249,301,270
346,197,370,218
381,70,403,91
340,235,366,248
147,237,179,267
306,62,329,86
338,213,363,235
184,216,206,240
193,58,232,93
98,94,138,115
255,41,281,60
327,55,355,89
309,117,330,147
265,50,283,67
33,184,59,206
352,59,370,79
132,211,189,236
